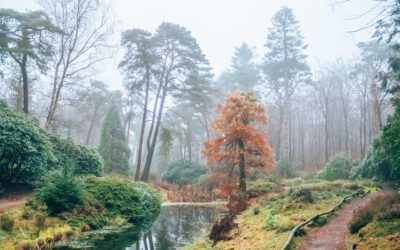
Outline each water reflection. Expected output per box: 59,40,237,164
57,205,223,250
135,206,222,249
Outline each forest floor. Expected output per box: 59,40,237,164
296,185,395,250
0,185,31,213
188,179,382,250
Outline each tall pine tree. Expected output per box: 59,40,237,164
0,9,60,113
219,42,260,92
261,6,310,166
98,92,130,175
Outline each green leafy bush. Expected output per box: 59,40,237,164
355,103,400,180
290,187,314,203
0,106,103,185
31,175,160,226
264,210,278,230
34,173,84,215
0,106,55,184
321,152,357,181
162,160,207,186
49,135,103,176
82,176,161,223
294,228,307,236
309,216,327,227
351,140,389,180
379,103,400,180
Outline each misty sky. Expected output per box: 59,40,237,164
0,0,378,90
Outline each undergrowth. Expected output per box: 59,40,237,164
188,179,373,250
0,176,161,249
350,193,400,234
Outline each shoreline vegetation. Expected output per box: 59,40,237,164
1,176,395,250
0,104,161,249
0,176,161,250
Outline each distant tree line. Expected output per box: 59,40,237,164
2,1,400,181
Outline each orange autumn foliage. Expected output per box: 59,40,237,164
204,91,275,195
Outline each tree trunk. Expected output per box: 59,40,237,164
45,35,72,130
276,106,283,161
85,105,100,145
371,83,383,135
324,113,329,162
143,233,148,250
141,50,174,181
46,54,63,129
148,230,155,250
363,106,367,157
289,110,294,163
179,138,184,160
141,80,168,181
186,125,192,162
238,139,246,193
281,22,291,166
323,94,330,162
359,110,363,158
300,114,305,169
126,117,131,145
135,72,150,181
16,73,23,111
344,110,349,154
21,53,29,114
281,98,290,165
200,111,211,140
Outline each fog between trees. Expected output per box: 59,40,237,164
0,0,395,179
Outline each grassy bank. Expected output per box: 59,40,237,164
347,191,400,249
188,179,378,250
0,176,161,250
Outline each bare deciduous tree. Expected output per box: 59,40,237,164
40,0,113,129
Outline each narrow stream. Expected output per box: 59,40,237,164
56,205,224,250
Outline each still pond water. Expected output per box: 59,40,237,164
56,205,224,250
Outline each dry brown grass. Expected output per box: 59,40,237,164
154,181,221,202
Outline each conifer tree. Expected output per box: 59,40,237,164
261,6,310,165
98,92,130,175
0,9,60,113
219,42,260,92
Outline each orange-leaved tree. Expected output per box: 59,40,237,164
204,91,275,194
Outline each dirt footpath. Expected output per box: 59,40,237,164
297,187,395,250
0,188,31,213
